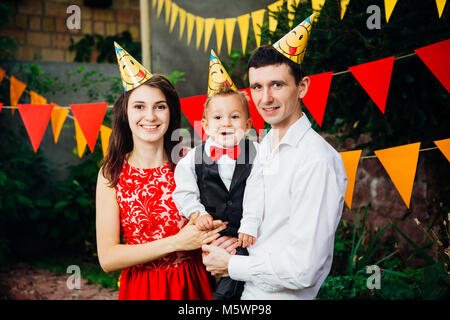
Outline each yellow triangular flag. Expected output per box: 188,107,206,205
341,0,350,19
267,0,283,34
312,0,326,11
215,19,225,54
436,0,447,18
384,0,398,23
50,102,69,143
237,14,250,54
224,18,236,55
195,16,205,49
287,0,298,27
340,150,362,209
74,118,88,158
251,9,265,48
10,75,27,115
0,67,5,84
434,138,450,162
169,2,179,33
152,0,157,9
178,8,186,40
374,142,421,208
204,18,215,52
164,0,171,25
157,0,164,18
29,90,47,105
186,13,195,45
100,125,112,157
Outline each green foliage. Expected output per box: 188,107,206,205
69,31,141,63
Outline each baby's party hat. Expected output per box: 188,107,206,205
114,42,152,91
208,49,237,97
273,13,316,64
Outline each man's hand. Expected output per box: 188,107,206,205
211,236,239,255
202,244,231,277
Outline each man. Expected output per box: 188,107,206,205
202,31,348,298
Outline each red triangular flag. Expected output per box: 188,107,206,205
17,104,54,152
70,102,108,152
415,39,450,93
239,88,265,136
180,94,208,141
302,71,333,127
0,103,3,112
349,57,395,114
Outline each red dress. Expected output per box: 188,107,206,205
115,160,215,300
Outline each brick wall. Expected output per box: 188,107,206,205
1,0,141,62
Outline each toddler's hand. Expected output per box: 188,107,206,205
238,233,256,248
196,213,214,231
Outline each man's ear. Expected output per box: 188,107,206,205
298,76,310,99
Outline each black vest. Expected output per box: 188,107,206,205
195,138,257,237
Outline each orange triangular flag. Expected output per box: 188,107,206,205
434,138,450,162
50,102,69,143
374,142,421,208
349,56,394,114
17,104,54,152
74,118,88,158
100,125,112,157
10,76,26,115
340,150,362,209
70,102,108,153
30,90,47,105
0,67,5,84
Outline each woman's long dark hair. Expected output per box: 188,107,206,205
101,74,181,187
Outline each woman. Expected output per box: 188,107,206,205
96,74,225,300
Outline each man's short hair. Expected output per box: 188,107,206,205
203,83,250,118
248,45,307,84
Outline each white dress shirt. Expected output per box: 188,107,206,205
172,137,263,238
228,113,348,300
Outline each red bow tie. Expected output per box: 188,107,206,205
210,145,241,161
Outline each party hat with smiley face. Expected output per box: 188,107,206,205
273,13,316,64
208,49,238,97
114,42,152,91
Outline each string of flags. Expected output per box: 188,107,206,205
151,0,447,54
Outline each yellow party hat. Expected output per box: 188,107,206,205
114,42,152,91
273,13,316,64
208,49,237,97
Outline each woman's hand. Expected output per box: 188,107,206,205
173,212,227,251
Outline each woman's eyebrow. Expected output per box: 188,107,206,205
130,100,146,104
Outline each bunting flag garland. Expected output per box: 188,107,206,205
237,14,250,54
152,0,156,9
251,9,265,48
434,138,450,162
384,0,398,23
164,0,171,25
312,0,326,12
0,103,3,113
302,71,333,127
50,102,69,144
70,102,108,153
179,94,207,139
0,67,5,84
186,13,195,45
224,18,236,56
100,125,112,157
29,90,47,105
374,142,421,208
435,0,447,18
178,8,186,40
156,0,164,18
195,16,205,49
74,118,88,158
267,0,283,34
340,0,350,20
169,2,179,33
17,104,54,152
10,76,26,115
414,39,450,93
349,56,395,114
287,0,298,27
204,18,215,52
215,19,225,54
339,149,362,209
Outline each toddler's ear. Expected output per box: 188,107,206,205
201,118,209,134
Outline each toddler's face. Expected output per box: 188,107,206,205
202,94,252,148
